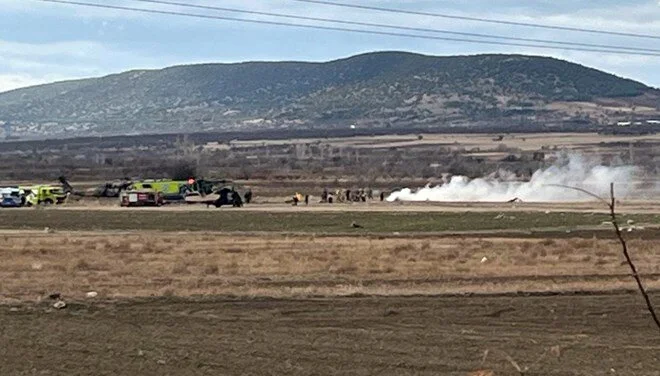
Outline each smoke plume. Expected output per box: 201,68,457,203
387,153,638,202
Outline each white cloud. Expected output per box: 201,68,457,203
0,74,50,92
0,39,164,93
0,0,658,91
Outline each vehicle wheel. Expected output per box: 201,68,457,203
43,199,54,206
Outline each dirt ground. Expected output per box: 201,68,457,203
2,293,660,376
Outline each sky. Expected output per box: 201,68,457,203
1,0,659,93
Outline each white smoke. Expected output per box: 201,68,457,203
387,153,638,203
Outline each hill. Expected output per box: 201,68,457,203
0,51,658,137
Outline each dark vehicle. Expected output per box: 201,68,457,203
59,176,132,198
93,180,133,198
184,186,244,208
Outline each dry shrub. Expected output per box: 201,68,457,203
204,264,220,275
519,242,534,252
106,239,131,253
539,239,557,247
144,241,160,254
630,240,654,253
225,248,243,254
594,250,611,258
368,266,395,274
569,239,594,249
440,252,460,262
420,241,431,251
512,254,535,266
226,259,239,275
71,258,106,272
392,243,415,255
47,264,67,272
334,265,358,274
554,246,570,259
172,261,190,275
477,240,494,249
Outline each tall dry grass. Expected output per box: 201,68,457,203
1,232,659,302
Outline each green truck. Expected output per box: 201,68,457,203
22,185,68,206
129,179,191,202
128,179,230,203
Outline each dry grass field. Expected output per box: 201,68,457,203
2,228,660,375
2,206,660,374
2,231,660,302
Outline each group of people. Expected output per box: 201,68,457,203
320,188,385,204
289,187,387,206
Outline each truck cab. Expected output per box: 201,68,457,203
24,185,68,206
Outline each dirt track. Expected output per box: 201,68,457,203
2,293,660,376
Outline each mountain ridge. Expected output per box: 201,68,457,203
1,51,658,137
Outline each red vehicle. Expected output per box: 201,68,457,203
120,189,164,207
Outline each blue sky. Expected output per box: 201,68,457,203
1,0,659,92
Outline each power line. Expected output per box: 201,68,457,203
35,0,660,57
123,0,660,54
294,0,660,41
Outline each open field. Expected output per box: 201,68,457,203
0,207,659,241
3,294,660,375
2,206,660,374
230,132,660,154
2,231,660,302
1,130,659,374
